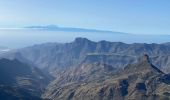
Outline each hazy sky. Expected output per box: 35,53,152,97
0,0,170,34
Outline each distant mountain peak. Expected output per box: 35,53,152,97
26,25,59,29
74,37,91,43
25,25,124,33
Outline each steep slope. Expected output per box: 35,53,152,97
42,55,170,100
47,62,118,87
0,85,43,100
42,62,118,100
0,58,52,99
82,53,137,69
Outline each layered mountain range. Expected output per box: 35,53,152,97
1,38,170,100
1,38,170,74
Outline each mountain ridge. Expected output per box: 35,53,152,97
25,25,127,34
1,37,170,74
1,38,170,99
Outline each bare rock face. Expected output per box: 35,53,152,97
42,55,170,100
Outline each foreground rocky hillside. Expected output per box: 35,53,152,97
0,58,52,99
42,55,170,100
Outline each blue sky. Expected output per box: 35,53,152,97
0,0,170,34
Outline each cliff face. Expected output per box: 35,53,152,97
42,55,170,100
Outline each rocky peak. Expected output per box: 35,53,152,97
138,54,151,63
74,37,91,44
123,54,163,75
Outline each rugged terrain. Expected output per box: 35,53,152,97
42,55,170,100
0,58,52,100
1,38,170,100
1,38,170,75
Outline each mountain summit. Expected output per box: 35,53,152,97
123,54,163,75
140,54,150,63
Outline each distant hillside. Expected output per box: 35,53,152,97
26,25,122,33
1,38,170,99
1,37,170,75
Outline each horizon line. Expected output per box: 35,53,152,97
0,26,169,35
